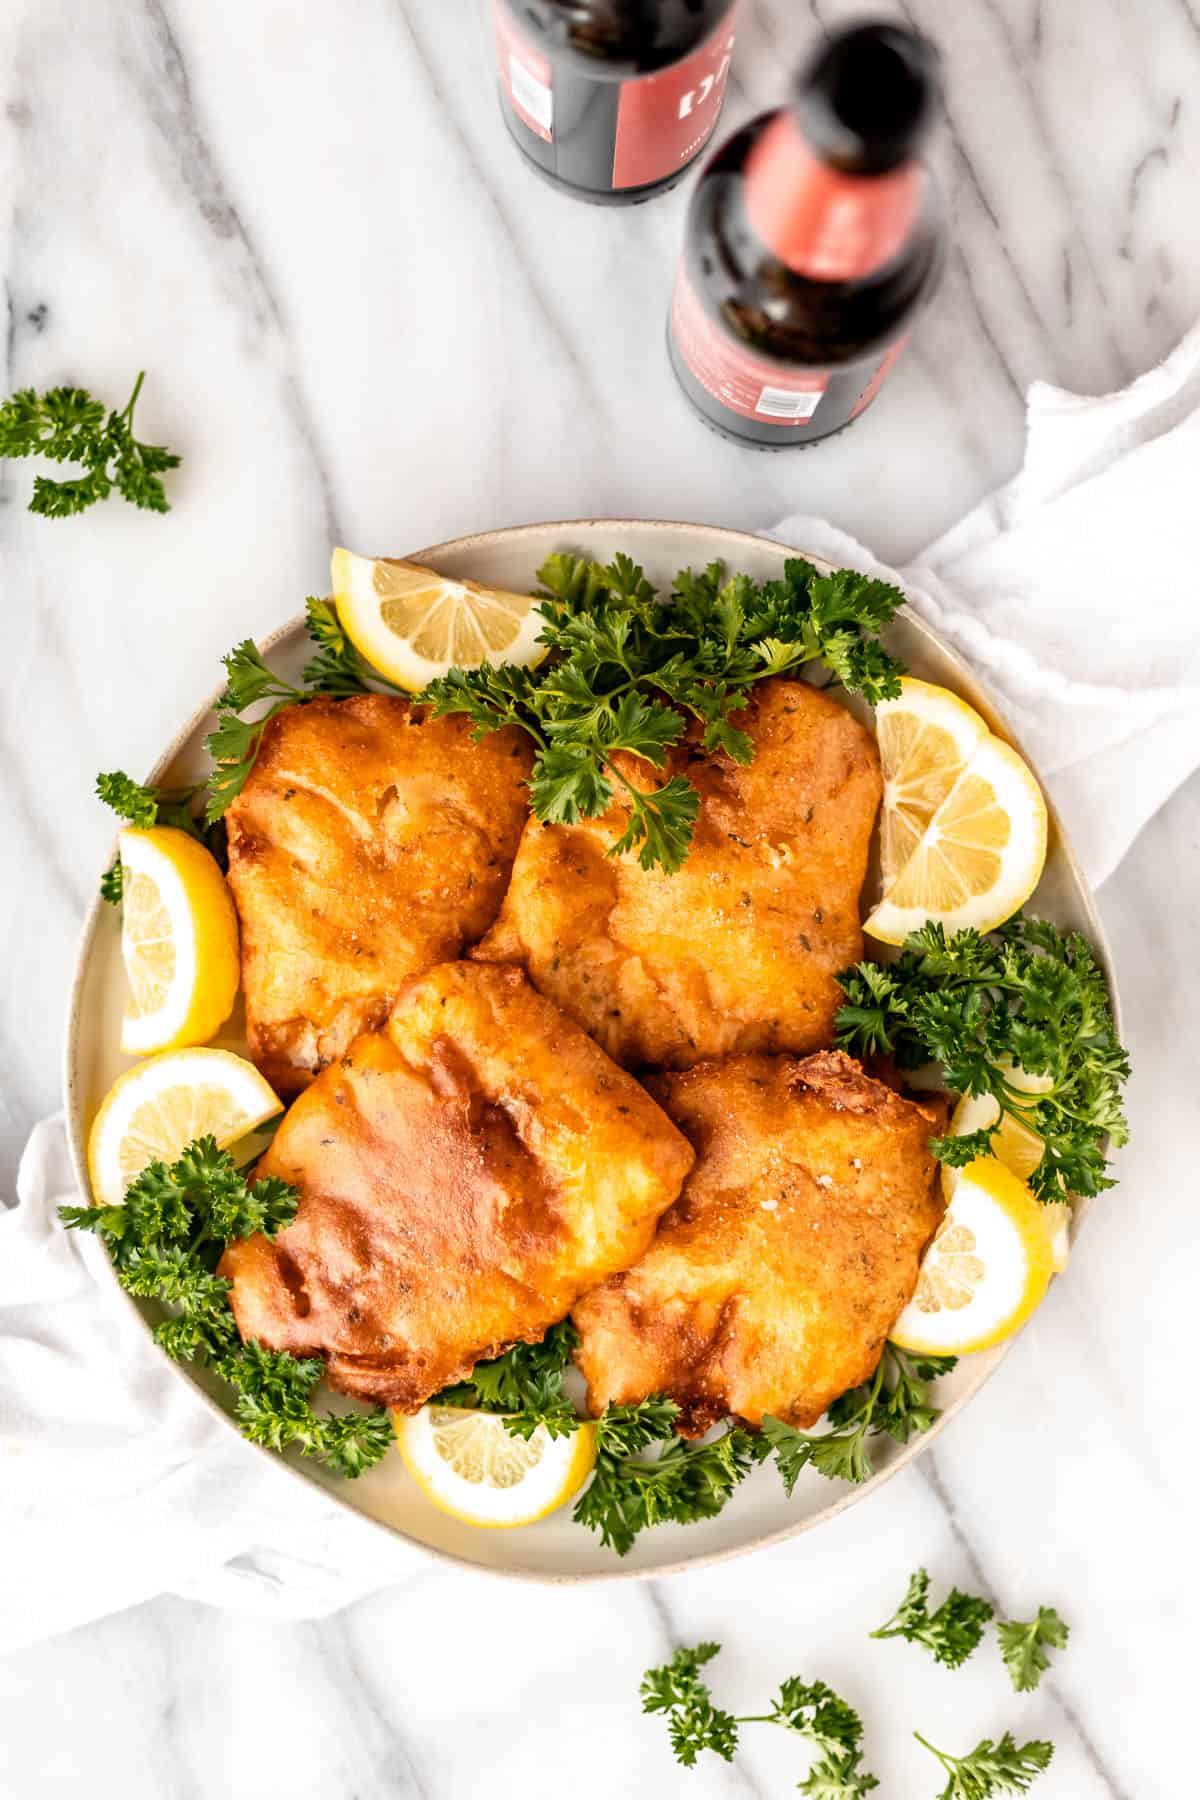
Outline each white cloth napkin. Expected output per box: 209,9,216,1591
0,1120,426,1652
5,326,1200,1652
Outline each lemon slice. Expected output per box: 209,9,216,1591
944,1072,1071,1273
117,827,241,1055
331,548,547,692
890,1158,1054,1356
865,734,1048,945
88,1048,283,1207
394,1405,597,1528
876,678,989,888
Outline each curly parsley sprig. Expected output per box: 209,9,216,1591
0,372,180,515
433,1321,583,1440
836,917,1129,1201
95,550,904,862
761,1346,958,1492
202,598,405,821
95,769,212,902
59,1136,392,1479
425,551,906,873
440,1331,953,1554
576,1401,758,1556
914,1731,1053,1798
642,1644,879,1794
871,1568,993,1669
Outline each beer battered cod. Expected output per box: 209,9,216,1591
224,694,532,1096
472,678,882,1070
219,962,694,1411
572,1052,945,1434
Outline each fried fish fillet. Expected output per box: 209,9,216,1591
225,693,532,1095
572,1051,945,1435
219,961,694,1410
473,678,881,1070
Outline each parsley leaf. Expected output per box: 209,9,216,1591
433,1321,582,1440
0,372,179,516
996,1607,1070,1693
641,1643,739,1766
202,599,410,819
425,552,905,873
574,1401,757,1556
642,1644,878,1792
871,1568,993,1669
202,644,305,821
836,917,1129,1201
95,768,212,903
301,597,405,697
761,1346,957,1492
914,1731,1054,1798
59,1136,391,1479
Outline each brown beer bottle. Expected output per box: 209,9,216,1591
492,1,737,204
667,22,943,445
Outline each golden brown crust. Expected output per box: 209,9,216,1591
219,962,694,1411
472,679,881,1070
572,1051,946,1434
225,694,533,1096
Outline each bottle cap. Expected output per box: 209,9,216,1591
794,23,939,175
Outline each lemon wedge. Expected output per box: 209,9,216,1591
116,826,240,1055
394,1405,597,1528
331,548,547,692
866,732,1048,946
944,1073,1071,1273
88,1048,283,1208
875,677,989,889
890,1157,1054,1356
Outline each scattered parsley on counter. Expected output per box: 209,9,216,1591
835,916,1129,1201
641,1643,879,1794
914,1731,1054,1799
59,1136,392,1479
997,1607,1070,1693
424,551,906,873
0,372,180,516
870,1568,993,1669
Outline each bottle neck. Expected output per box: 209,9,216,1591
743,111,921,282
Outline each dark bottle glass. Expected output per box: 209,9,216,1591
492,1,738,204
667,23,944,446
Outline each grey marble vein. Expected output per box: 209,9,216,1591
315,1611,433,1800
969,0,1134,378
918,1453,1132,1800
129,0,344,550
390,0,613,434
642,1582,769,1798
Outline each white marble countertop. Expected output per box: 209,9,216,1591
2,1,1198,1795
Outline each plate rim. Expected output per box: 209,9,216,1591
61,516,1119,1585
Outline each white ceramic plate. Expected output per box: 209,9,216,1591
64,519,1117,1584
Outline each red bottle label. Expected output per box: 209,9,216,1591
493,0,554,144
671,264,831,425
745,114,921,280
493,2,736,189
612,11,737,190
670,264,907,428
